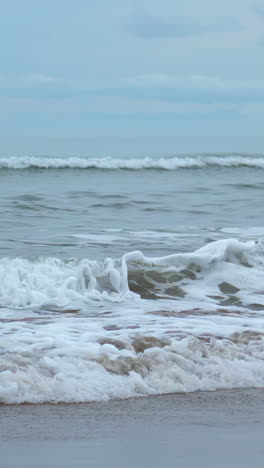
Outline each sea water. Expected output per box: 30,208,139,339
1,148,264,403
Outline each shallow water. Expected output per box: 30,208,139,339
1,152,264,403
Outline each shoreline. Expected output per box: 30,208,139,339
0,384,263,406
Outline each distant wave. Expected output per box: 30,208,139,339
1,154,264,169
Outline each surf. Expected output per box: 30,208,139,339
1,154,264,170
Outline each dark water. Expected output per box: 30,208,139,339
1,164,263,259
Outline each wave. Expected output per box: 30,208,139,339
1,238,264,308
1,331,264,403
1,238,264,403
1,154,264,170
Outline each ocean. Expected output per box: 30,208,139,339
1,147,264,404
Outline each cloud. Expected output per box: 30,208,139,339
252,3,264,18
126,10,241,39
0,73,67,100
2,72,264,106
120,74,264,103
27,74,59,84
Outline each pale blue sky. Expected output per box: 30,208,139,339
1,0,264,139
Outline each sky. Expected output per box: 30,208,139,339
1,0,264,142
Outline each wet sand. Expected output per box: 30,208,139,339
1,389,264,468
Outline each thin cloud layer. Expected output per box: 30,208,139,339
27,74,59,84
126,11,241,38
0,0,264,137
252,3,264,17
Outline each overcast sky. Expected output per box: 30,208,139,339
1,0,264,139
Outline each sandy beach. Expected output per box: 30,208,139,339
1,388,264,468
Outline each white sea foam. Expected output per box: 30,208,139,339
1,238,264,403
0,256,133,309
1,315,264,403
1,154,264,169
0,238,264,308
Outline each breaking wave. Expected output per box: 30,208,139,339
1,238,264,308
1,154,264,170
1,332,264,404
1,238,264,404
